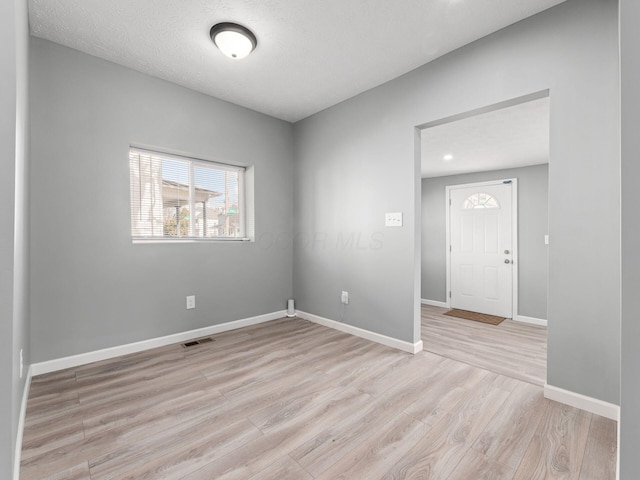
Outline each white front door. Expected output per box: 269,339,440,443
449,181,514,318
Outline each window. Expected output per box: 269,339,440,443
129,147,246,241
462,192,499,209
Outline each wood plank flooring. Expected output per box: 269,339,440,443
421,304,547,385
21,314,615,479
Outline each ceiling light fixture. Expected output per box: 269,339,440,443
443,154,454,161
210,22,257,60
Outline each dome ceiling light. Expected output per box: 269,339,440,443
210,22,257,60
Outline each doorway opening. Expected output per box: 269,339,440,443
415,90,549,385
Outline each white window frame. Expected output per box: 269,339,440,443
129,147,249,243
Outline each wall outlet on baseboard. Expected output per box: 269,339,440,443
186,295,196,309
341,291,349,305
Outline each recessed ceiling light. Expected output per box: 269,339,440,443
210,23,257,60
443,154,453,161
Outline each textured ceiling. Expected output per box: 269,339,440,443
29,0,567,122
421,96,550,178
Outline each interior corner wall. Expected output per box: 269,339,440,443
620,0,639,476
421,164,549,320
293,0,620,403
29,38,294,363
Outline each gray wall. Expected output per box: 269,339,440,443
0,0,17,474
1,0,30,477
422,165,549,320
620,0,638,477
294,0,620,403
29,39,294,362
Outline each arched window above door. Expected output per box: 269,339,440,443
462,192,500,209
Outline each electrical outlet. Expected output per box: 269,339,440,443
186,295,196,309
341,291,349,305
20,349,23,379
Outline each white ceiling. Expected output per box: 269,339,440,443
29,0,567,123
421,96,550,178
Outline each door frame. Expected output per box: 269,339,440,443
445,178,519,319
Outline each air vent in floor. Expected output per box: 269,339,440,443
182,337,214,348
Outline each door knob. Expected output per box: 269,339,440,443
504,250,510,254
504,259,511,264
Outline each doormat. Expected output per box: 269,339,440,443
444,308,505,325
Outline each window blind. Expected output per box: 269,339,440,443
129,147,246,241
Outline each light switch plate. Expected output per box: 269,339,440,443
385,212,403,227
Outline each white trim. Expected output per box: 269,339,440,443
514,315,548,327
132,238,251,244
544,383,620,421
297,310,423,354
421,298,449,308
512,179,519,321
445,178,519,320
444,186,452,309
31,310,287,376
13,365,32,480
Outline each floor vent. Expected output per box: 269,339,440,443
182,337,214,348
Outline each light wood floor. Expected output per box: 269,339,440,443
21,315,616,479
421,305,547,385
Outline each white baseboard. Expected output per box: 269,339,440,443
514,315,548,327
14,365,32,480
31,310,287,376
297,310,423,354
544,383,620,421
420,298,449,308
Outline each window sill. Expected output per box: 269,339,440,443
132,237,252,244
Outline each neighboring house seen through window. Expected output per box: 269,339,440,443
129,147,246,241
